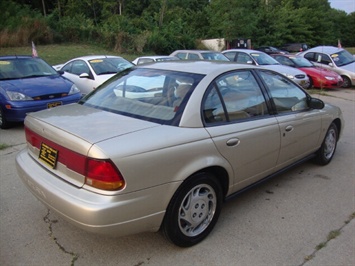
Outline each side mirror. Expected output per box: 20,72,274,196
328,63,334,67
309,98,324,109
79,73,90,79
246,60,254,65
57,70,64,75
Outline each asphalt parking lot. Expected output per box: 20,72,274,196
0,89,354,266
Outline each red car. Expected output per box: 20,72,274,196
271,54,343,89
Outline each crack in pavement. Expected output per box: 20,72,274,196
44,209,79,266
299,212,355,265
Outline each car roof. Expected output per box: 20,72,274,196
222,49,263,54
0,55,40,59
304,46,344,54
172,50,223,54
136,60,256,75
69,55,124,61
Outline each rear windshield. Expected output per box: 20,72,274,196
0,57,58,80
80,68,204,125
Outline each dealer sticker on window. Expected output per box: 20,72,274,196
39,142,58,169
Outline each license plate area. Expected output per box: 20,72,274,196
39,142,58,169
47,101,62,108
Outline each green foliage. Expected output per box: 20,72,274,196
0,0,53,46
1,0,355,50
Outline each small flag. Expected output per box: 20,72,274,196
337,39,342,48
32,41,38,57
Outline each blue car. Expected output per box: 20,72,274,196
0,55,81,129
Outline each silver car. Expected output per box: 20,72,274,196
298,46,355,88
132,55,179,65
222,49,310,89
16,61,343,247
170,50,230,61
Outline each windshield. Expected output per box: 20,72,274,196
201,53,229,61
89,57,133,75
330,50,355,67
0,57,58,80
290,56,314,67
250,53,280,65
80,68,204,125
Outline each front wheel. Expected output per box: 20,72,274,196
314,123,338,165
162,172,223,247
0,107,11,129
306,76,313,89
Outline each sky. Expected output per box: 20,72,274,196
328,0,355,14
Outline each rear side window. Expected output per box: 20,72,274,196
63,60,90,76
304,52,315,62
203,70,268,124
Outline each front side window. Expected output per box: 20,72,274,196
203,70,268,124
259,70,308,113
316,53,332,65
80,68,204,125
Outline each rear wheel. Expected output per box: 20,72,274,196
314,123,338,165
162,172,222,247
341,76,351,88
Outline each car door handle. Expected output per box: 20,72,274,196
285,125,294,132
226,138,240,147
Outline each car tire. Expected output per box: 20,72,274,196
307,76,313,89
341,76,351,88
314,122,338,165
0,107,10,129
162,172,223,247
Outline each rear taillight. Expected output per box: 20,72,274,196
25,126,125,191
85,158,125,191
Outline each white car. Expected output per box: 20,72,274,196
132,55,179,65
53,55,134,95
222,49,310,89
297,46,355,88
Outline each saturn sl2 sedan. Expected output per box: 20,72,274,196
16,61,343,247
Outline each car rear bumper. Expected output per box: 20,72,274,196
15,148,173,236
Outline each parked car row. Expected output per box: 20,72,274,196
297,46,355,88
